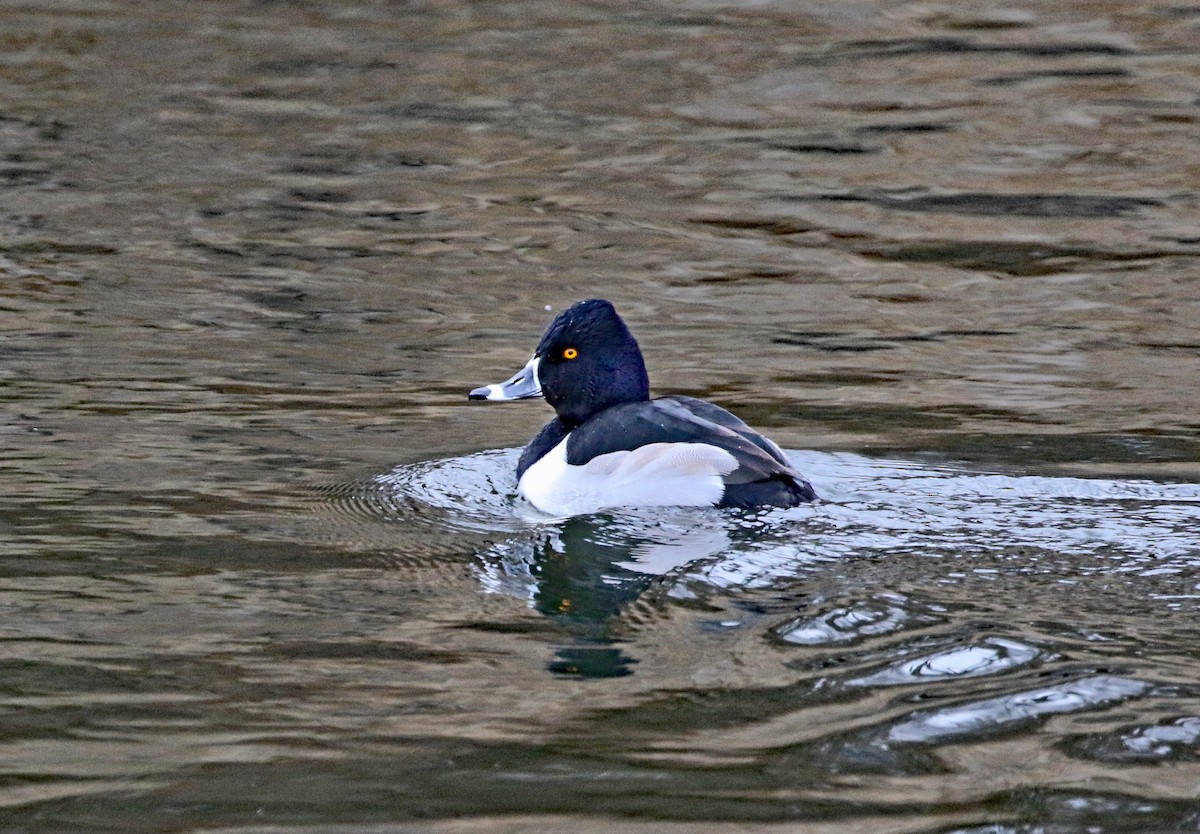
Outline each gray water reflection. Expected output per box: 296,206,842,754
849,637,1045,686
887,674,1150,743
4,0,1200,830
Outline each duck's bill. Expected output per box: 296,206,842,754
469,356,542,401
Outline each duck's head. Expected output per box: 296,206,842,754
469,299,650,425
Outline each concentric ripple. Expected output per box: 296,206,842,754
888,675,1150,743
373,449,526,532
772,592,933,645
364,448,1200,594
851,637,1046,687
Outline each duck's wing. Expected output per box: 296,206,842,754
663,395,794,468
565,397,804,487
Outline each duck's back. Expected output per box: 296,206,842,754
554,396,816,510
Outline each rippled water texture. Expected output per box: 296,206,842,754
3,1,1200,832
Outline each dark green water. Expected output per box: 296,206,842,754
2,2,1199,832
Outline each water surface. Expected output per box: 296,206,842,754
2,1,1199,831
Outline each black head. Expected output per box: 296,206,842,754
534,299,650,425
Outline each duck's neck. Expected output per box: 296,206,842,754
517,418,571,478
556,361,649,426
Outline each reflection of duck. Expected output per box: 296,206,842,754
487,517,653,679
476,514,736,679
480,513,733,621
470,299,817,515
528,517,657,625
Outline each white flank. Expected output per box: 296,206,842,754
518,438,738,516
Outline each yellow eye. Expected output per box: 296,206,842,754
562,347,578,360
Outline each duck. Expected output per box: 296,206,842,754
469,299,817,516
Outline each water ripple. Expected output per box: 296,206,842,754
772,592,935,645
851,637,1044,686
888,675,1149,743
370,449,1200,594
1064,715,1200,763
